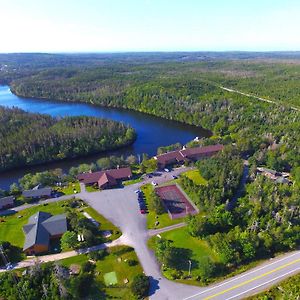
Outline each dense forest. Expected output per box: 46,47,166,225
1,53,299,174
0,106,136,172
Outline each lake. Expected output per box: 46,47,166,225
0,85,210,189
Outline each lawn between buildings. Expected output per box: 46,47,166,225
60,245,144,300
0,199,121,261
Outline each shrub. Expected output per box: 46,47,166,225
131,274,150,299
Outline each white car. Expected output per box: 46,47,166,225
164,168,170,172
151,181,158,186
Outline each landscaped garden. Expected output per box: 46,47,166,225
60,245,146,299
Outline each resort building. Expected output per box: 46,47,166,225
23,211,67,255
154,144,224,169
78,167,132,189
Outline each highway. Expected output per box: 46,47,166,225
183,251,300,300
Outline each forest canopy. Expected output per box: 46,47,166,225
0,106,136,171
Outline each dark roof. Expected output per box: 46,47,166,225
155,144,224,165
181,144,224,157
78,167,132,185
155,150,185,165
0,196,14,208
22,187,52,198
23,211,67,251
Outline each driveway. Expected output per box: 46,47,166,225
81,181,203,300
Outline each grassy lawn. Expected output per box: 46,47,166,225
148,226,218,286
55,181,81,195
181,169,207,185
84,206,121,241
122,177,143,186
141,184,184,229
0,200,72,248
60,245,144,299
85,185,99,192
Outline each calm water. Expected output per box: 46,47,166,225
0,85,210,189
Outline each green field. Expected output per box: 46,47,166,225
141,184,184,229
60,246,144,299
181,170,207,185
148,226,218,285
122,177,143,186
85,185,99,192
0,200,121,253
0,200,71,248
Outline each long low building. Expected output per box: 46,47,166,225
77,167,132,189
154,144,224,168
0,196,15,210
22,187,53,199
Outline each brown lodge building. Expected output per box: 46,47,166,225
154,144,224,169
77,167,132,189
23,212,67,255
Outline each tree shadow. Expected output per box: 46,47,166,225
148,276,160,297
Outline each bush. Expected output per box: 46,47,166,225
131,274,150,299
127,259,138,266
89,249,108,261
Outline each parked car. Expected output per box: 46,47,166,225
134,190,141,194
172,175,178,179
164,168,170,172
151,181,158,186
140,209,147,214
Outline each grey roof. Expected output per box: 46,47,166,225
23,211,67,251
22,187,52,198
0,196,14,209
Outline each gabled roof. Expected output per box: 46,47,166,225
78,167,132,185
23,211,67,251
98,172,117,187
22,187,52,198
154,150,185,165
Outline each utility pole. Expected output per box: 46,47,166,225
188,260,192,276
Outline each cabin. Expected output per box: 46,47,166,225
154,144,224,169
23,211,67,255
77,167,132,189
0,196,15,210
22,187,53,199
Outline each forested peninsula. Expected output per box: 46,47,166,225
0,106,136,172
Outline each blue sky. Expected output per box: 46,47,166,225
1,0,300,52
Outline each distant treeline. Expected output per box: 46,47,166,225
0,54,300,171
0,106,136,172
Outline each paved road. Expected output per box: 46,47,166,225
0,237,123,273
148,222,186,237
220,86,300,112
2,166,300,299
184,251,300,300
